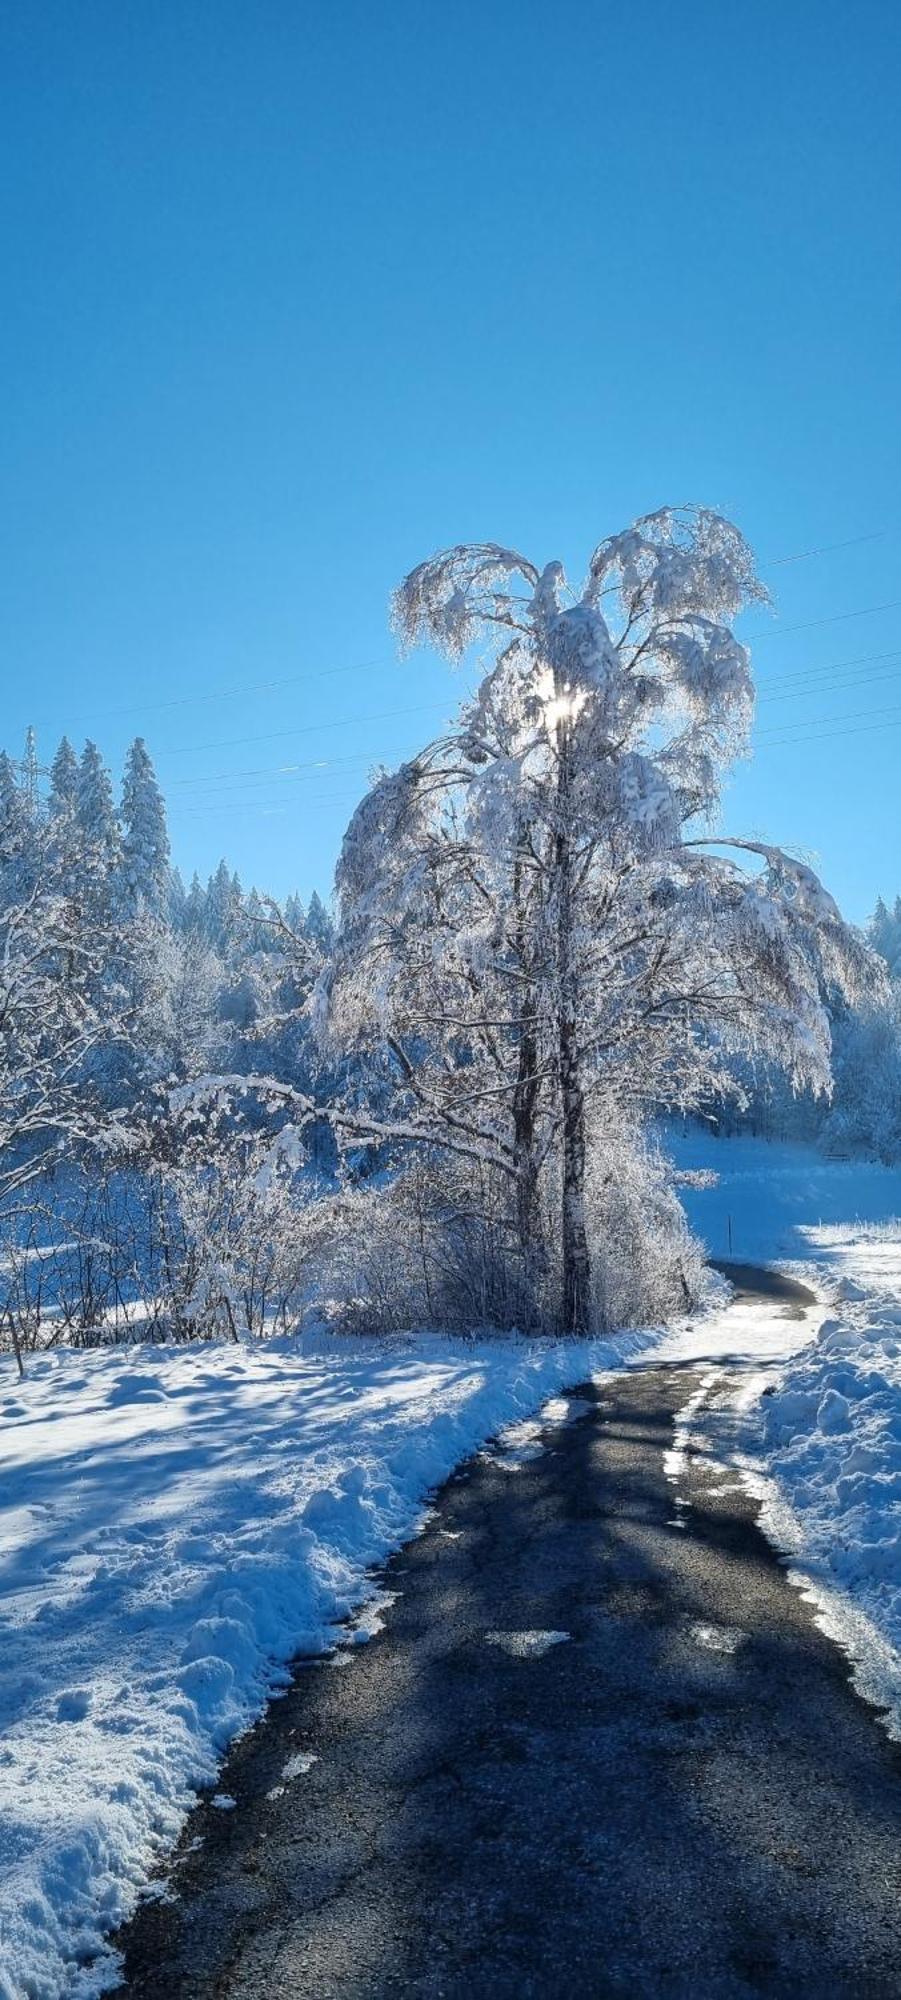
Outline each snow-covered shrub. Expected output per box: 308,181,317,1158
314,1131,703,1337
313,1158,543,1335
586,1122,706,1330
151,1144,317,1341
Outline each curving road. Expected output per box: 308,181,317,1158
118,1270,901,1998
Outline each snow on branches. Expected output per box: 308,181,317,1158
324,504,881,1332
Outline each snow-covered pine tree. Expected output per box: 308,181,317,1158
0,752,33,899
306,890,334,953
168,866,187,928
322,506,879,1332
119,737,170,915
284,892,307,938
48,738,79,817
45,738,82,895
183,871,207,932
205,859,243,950
76,740,121,913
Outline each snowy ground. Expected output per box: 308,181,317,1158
0,1325,651,2000
662,1129,901,1739
3,1133,901,2000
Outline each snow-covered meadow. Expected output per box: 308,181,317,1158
0,1324,648,2000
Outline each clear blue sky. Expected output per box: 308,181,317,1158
1,0,899,921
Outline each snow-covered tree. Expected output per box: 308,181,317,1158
0,823,126,1212
75,739,120,914
284,892,307,937
0,753,35,900
321,506,877,1331
120,737,170,914
205,859,243,949
182,871,207,933
306,890,334,953
869,895,901,976
48,738,79,817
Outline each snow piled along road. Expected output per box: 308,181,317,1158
671,1132,901,1734
0,1326,646,2000
760,1235,901,1675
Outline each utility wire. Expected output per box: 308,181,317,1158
758,657,901,704
758,712,901,748
765,528,890,568
757,695,901,742
756,645,901,690
5,522,896,741
156,701,451,761
748,596,901,639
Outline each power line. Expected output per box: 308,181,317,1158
4,659,394,739
758,711,901,749
766,528,890,568
749,596,901,639
4,522,896,742
178,784,360,808
756,645,901,690
155,700,452,761
166,752,374,791
758,657,901,705
757,694,901,743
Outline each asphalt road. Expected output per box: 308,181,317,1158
118,1270,901,1998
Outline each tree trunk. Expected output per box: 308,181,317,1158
511,852,543,1305
513,1062,541,1312
559,1007,590,1332
555,721,591,1334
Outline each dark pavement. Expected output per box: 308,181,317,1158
117,1271,901,1998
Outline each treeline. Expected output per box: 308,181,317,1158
0,731,339,1362
0,508,892,1357
706,898,901,1163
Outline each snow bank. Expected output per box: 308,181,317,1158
665,1131,901,1731
0,1326,645,2000
758,1270,901,1667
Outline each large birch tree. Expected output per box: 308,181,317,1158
321,506,875,1331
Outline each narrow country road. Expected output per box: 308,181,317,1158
118,1271,901,1998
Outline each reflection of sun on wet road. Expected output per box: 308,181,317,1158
119,1271,901,1999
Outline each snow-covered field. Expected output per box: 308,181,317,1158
0,1325,648,2000
4,1133,901,2000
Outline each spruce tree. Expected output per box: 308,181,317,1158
120,738,170,915
306,890,334,952
49,737,79,817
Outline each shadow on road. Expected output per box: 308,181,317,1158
117,1319,901,2000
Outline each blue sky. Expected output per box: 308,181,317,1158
1,0,899,921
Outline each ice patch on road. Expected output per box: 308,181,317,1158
488,1388,597,1471
281,1750,317,1780
485,1629,570,1658
267,1749,318,1799
689,1621,744,1655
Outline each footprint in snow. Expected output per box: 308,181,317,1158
57,1689,91,1722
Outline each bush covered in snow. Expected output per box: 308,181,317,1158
314,1121,706,1338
